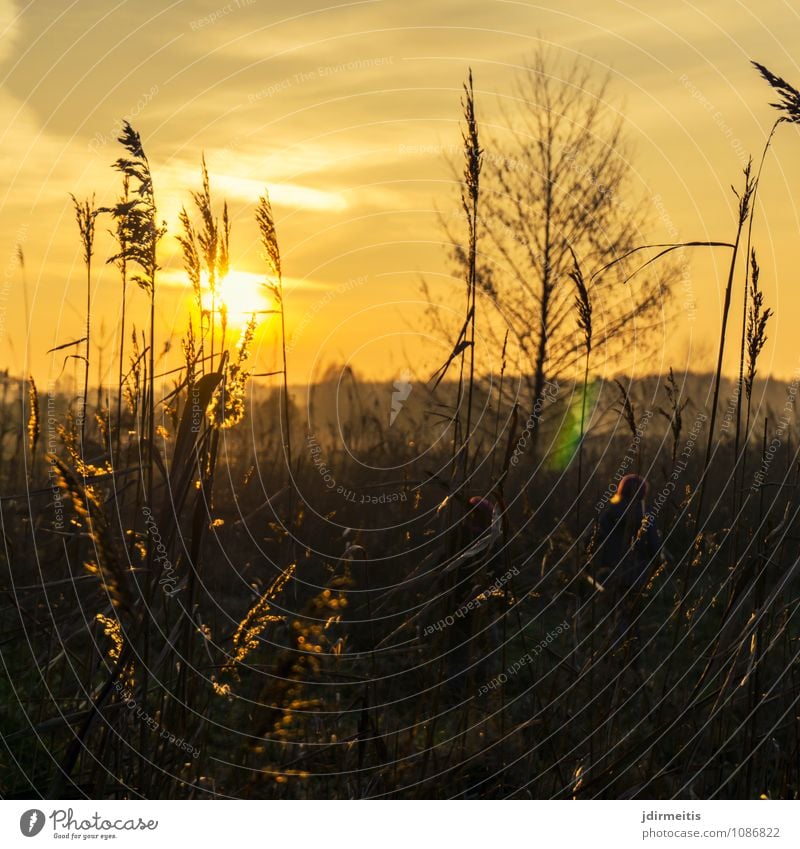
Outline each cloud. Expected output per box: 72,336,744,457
213,173,348,211
154,158,348,216
0,0,19,65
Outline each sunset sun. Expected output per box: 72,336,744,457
201,269,274,327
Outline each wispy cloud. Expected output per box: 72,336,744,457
156,159,348,214
0,0,20,64
215,173,348,211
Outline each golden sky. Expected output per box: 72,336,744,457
2,0,800,391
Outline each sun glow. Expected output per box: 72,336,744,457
200,270,275,328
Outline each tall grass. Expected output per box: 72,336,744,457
255,191,294,497
71,194,98,454
743,250,772,471
112,176,131,460
570,246,592,537
459,69,482,485
695,162,754,531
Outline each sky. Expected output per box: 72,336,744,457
2,0,800,393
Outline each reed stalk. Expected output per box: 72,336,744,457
71,194,98,455
695,162,754,532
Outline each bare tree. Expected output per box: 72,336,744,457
446,47,671,453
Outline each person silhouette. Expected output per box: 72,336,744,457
594,474,661,615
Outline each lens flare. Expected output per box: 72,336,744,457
548,379,599,471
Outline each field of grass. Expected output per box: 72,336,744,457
2,63,800,801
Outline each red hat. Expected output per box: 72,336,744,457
610,474,648,504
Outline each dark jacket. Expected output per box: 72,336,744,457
595,499,660,589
